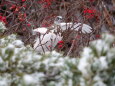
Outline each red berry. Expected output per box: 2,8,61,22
58,41,64,44
27,24,31,27
58,45,63,48
22,0,26,2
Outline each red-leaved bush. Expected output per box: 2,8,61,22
0,0,114,56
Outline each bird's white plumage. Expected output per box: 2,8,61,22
54,16,92,33
34,32,62,53
55,22,92,33
33,27,62,54
33,16,92,54
54,16,63,25
33,27,48,35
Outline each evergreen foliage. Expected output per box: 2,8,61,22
0,22,115,86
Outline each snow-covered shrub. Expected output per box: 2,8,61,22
78,33,115,86
0,21,115,86
0,34,81,86
0,29,81,86
0,33,81,86
0,22,7,32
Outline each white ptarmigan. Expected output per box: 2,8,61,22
33,16,92,54
54,16,92,33
33,27,62,54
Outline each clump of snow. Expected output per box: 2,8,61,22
107,48,115,63
99,56,108,70
7,44,15,50
102,33,114,44
91,39,109,56
23,74,37,85
12,40,24,48
81,47,93,58
78,47,93,78
0,77,10,86
94,81,107,86
0,22,7,32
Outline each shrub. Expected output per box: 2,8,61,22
0,20,115,86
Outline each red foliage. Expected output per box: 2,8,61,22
22,0,26,2
0,16,7,24
58,41,64,44
18,13,27,21
27,24,31,27
38,0,55,8
9,5,16,10
58,44,63,48
83,8,99,20
57,40,64,49
95,34,101,39
83,9,96,14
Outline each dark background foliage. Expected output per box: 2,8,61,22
0,0,115,56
